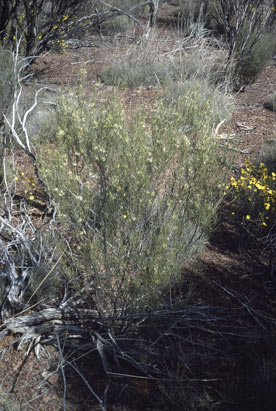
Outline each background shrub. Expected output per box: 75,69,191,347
0,47,16,189
0,47,15,120
100,58,171,88
37,76,231,313
233,30,275,85
100,34,228,89
264,93,276,112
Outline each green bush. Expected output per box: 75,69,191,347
0,47,15,189
0,47,14,118
233,30,275,85
164,78,233,128
264,93,276,112
37,76,231,312
100,58,172,88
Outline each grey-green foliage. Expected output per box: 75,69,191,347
100,59,172,88
164,78,233,129
233,30,275,85
0,47,14,122
37,76,231,312
0,47,15,189
256,138,276,176
263,93,276,112
26,266,63,305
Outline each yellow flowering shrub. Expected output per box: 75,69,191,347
227,159,276,238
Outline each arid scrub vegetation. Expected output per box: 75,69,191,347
1,1,276,410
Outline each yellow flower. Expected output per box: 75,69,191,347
246,215,251,220
123,215,127,219
264,203,270,210
29,195,34,201
262,222,267,227
255,183,264,190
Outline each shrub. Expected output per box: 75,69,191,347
0,47,14,119
0,47,15,189
99,38,174,88
233,31,275,85
211,0,275,86
257,139,276,175
227,159,276,246
37,77,231,313
164,78,233,128
99,34,225,89
100,59,171,88
264,93,276,112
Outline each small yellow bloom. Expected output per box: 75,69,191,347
123,215,127,219
262,222,267,227
29,195,34,201
246,215,251,220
